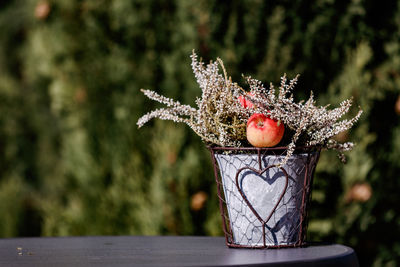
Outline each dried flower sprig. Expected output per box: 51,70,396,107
243,74,362,165
138,51,249,147
137,51,362,165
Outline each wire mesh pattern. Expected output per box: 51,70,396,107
209,147,320,248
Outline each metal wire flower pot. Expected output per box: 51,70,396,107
209,146,320,248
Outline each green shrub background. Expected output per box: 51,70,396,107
1,0,400,266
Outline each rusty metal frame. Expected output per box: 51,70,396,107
208,146,321,249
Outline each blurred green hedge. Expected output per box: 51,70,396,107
1,1,400,266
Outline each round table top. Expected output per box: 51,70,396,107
0,235,358,267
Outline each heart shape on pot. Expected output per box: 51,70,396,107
235,165,289,225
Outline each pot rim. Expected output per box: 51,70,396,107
208,145,321,155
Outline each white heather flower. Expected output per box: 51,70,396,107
137,52,362,164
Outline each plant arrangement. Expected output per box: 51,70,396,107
137,51,362,165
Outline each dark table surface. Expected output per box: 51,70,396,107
0,235,358,267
